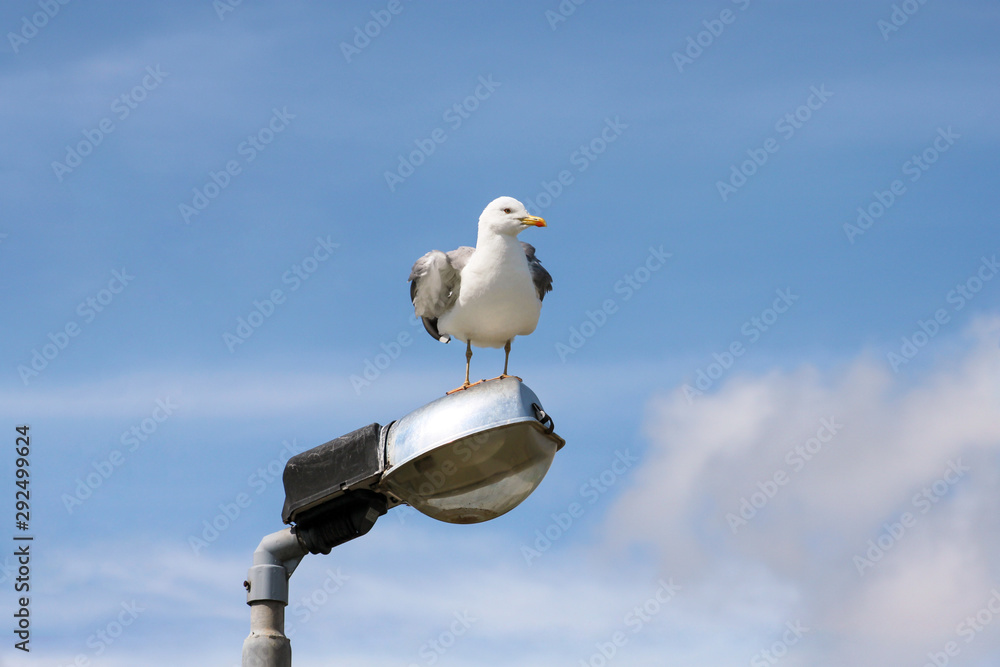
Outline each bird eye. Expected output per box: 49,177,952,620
503,207,511,214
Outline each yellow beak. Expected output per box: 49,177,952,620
520,215,547,227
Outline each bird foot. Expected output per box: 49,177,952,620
446,379,485,395
487,374,522,383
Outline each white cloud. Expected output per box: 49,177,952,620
604,315,1000,665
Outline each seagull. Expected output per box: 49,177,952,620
409,196,552,393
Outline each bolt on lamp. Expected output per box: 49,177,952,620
241,377,565,667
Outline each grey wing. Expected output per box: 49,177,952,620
408,247,471,342
521,242,553,301
445,245,474,273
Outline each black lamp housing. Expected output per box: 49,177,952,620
281,423,390,554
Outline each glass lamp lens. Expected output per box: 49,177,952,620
381,423,558,524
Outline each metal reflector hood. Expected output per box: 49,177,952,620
379,378,565,524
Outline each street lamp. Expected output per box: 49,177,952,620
241,377,564,667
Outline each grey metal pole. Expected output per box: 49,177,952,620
242,527,307,667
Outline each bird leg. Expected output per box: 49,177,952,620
465,340,473,385
489,339,521,383
447,340,481,394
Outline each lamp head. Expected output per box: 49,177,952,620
280,378,564,551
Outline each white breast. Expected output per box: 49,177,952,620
437,238,541,348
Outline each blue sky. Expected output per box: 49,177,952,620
2,1,999,665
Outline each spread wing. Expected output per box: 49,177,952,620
408,246,474,342
521,242,553,301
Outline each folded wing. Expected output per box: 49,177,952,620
409,246,474,342
522,242,553,301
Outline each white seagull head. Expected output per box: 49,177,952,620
478,196,547,237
